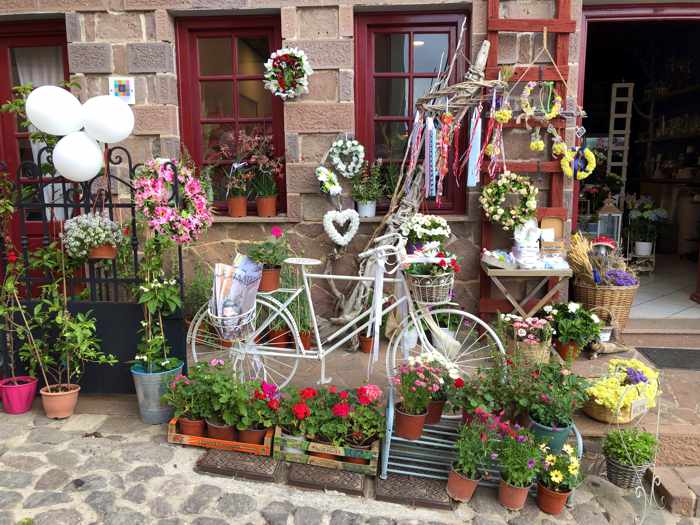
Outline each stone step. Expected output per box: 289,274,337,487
621,319,700,349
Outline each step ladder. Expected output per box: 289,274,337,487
607,83,634,206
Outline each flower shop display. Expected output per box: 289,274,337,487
496,313,553,365
479,171,538,231
248,226,289,292
62,211,123,261
536,443,582,515
263,47,313,100
497,427,542,511
398,213,451,253
447,415,497,502
403,243,460,305
584,358,659,424
322,208,360,247
351,160,383,218
328,138,365,179
603,428,657,489
390,356,440,440
542,302,601,361
625,194,668,256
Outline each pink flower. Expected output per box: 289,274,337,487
271,226,283,238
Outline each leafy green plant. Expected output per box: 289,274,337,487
252,172,278,197
382,162,401,199
527,362,589,428
247,227,288,267
543,302,600,348
603,428,657,466
184,261,211,321
351,161,383,203
454,419,497,479
497,429,542,488
160,371,208,420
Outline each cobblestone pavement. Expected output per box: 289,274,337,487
0,409,691,525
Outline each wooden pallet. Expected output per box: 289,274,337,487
167,418,272,456
272,426,379,476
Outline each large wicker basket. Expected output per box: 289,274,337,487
406,272,455,305
506,338,550,366
605,456,650,490
583,399,638,424
573,280,639,328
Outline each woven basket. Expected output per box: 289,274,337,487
506,338,550,366
583,399,638,424
573,280,639,328
406,272,454,305
605,456,650,490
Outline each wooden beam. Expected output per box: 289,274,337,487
487,18,576,33
485,65,569,81
536,207,568,220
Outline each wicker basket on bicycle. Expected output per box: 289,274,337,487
406,271,455,305
208,305,256,343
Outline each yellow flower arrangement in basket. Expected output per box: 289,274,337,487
586,358,659,416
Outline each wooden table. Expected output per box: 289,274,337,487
480,263,573,318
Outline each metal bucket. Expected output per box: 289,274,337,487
131,364,183,424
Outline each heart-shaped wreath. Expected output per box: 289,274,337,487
328,139,365,179
323,209,360,247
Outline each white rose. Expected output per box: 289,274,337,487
568,302,580,313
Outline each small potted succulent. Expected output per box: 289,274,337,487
603,428,656,489
390,356,439,440
62,211,123,260
447,416,494,502
543,302,600,361
248,226,289,292
497,428,542,511
537,443,582,515
236,380,280,444
351,160,383,218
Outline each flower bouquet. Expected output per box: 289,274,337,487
536,443,582,515
496,313,553,365
62,211,123,261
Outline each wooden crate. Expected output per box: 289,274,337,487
167,418,272,456
272,426,379,476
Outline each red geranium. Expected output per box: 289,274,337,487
267,399,280,411
299,387,317,400
292,402,311,420
454,377,465,388
328,386,337,394
339,391,349,400
331,402,351,418
438,259,447,268
6,251,17,263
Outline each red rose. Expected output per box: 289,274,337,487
531,370,541,379
299,387,317,400
454,377,465,388
267,399,280,411
292,402,310,420
331,402,351,418
339,391,349,400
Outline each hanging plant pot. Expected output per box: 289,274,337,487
238,427,268,445
40,384,80,419
356,200,377,218
259,266,281,292
256,196,277,217
268,329,291,349
178,417,206,437
0,376,38,415
131,364,183,425
206,419,237,441
359,335,373,354
536,483,571,515
498,479,530,511
447,468,479,502
88,244,118,260
425,399,446,425
394,403,426,440
555,340,580,361
299,331,313,350
529,416,572,454
227,196,248,218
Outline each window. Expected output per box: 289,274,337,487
177,17,284,213
355,13,467,213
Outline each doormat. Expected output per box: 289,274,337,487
287,463,365,496
375,473,452,510
195,449,281,482
638,348,700,370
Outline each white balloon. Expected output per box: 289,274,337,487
53,132,103,182
82,95,134,144
25,85,83,136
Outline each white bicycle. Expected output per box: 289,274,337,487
186,233,505,388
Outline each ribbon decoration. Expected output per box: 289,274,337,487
424,116,437,198
365,256,386,379
435,112,454,207
466,108,482,187
406,112,424,181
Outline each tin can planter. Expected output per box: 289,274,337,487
0,376,38,415
206,419,237,441
227,196,247,218
88,244,118,260
131,364,183,425
40,384,80,419
529,417,572,454
536,483,570,515
259,266,280,292
555,340,580,361
178,417,206,437
256,196,277,217
238,427,269,445
498,479,530,511
394,404,426,440
356,200,377,218
359,335,373,354
447,468,479,502
425,399,446,425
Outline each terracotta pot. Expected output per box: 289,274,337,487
498,479,530,511
227,196,248,218
536,483,571,515
259,266,280,292
394,404,427,440
88,244,118,260
238,427,268,445
0,376,38,415
256,195,277,217
447,468,479,502
178,417,206,437
206,419,237,441
425,399,446,425
555,340,580,361
40,384,80,419
220,338,233,348
359,335,373,354
299,331,313,350
268,329,291,349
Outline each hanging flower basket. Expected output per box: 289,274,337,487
605,456,650,490
406,272,454,305
263,48,314,100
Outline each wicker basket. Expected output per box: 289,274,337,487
406,272,455,305
208,305,256,342
605,456,650,490
583,399,638,424
573,280,639,328
506,338,551,366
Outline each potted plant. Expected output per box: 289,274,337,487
626,194,667,256
527,362,588,453
345,384,385,464
399,213,451,253
200,359,241,441
404,244,461,305
496,313,553,365
351,160,383,218
447,417,494,502
603,428,656,489
537,443,582,515
161,370,207,437
543,303,600,361
62,211,124,261
497,428,542,511
225,164,254,218
390,357,439,440
291,294,313,349
248,226,288,292
237,380,280,444
277,387,313,453
418,349,459,424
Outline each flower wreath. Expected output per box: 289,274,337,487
479,171,538,231
263,47,314,100
328,138,365,179
529,128,545,152
494,101,512,125
316,166,342,196
323,209,360,247
519,81,562,122
134,158,212,244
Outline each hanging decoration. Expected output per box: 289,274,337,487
529,128,545,152
263,47,314,100
573,147,597,180
435,112,454,206
323,209,360,247
316,166,342,196
479,171,538,231
494,101,512,125
406,112,424,181
423,116,437,197
328,138,365,179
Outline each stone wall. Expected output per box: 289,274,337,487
0,0,582,314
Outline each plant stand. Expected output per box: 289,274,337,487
626,237,656,274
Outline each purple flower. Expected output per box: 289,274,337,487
490,452,499,461
527,459,535,469
625,367,648,385
516,435,526,443
606,269,638,287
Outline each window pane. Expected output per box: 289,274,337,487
375,78,408,116
238,80,272,118
413,77,436,108
202,123,236,159
11,46,64,86
198,38,233,76
413,33,449,73
237,37,268,75
200,81,234,118
375,33,408,73
374,121,408,160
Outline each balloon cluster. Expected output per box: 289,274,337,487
25,86,135,182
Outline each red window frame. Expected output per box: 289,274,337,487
176,16,285,214
355,12,468,214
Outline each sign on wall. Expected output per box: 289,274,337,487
109,76,135,105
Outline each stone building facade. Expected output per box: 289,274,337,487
0,0,582,313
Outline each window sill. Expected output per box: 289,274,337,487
362,214,472,223
212,214,299,224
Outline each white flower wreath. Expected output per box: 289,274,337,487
323,209,360,247
263,47,314,100
316,166,342,196
479,171,538,231
328,139,365,179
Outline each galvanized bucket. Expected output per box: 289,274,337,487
131,364,183,425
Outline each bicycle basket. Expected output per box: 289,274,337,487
208,305,256,342
406,272,455,305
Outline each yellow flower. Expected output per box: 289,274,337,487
539,443,548,452
569,457,580,469
550,470,564,484
562,444,574,455
546,454,557,464
494,108,512,125
568,463,579,476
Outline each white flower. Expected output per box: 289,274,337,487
517,328,527,337
591,314,600,324
543,305,553,313
567,302,580,313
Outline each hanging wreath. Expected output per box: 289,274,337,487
571,147,597,180
263,47,314,100
519,81,562,123
494,101,512,125
479,171,538,231
134,158,212,244
323,209,360,247
316,166,342,196
529,128,544,152
328,138,365,179
520,81,537,120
